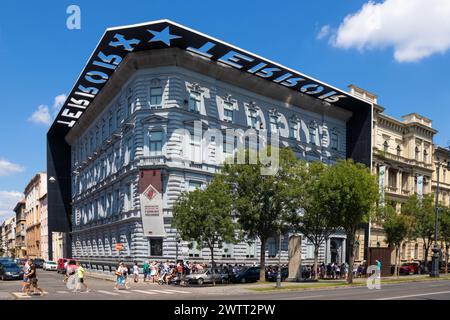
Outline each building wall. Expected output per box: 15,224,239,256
40,195,48,261
52,232,65,261
24,173,47,258
4,216,16,257
67,65,351,265
14,203,27,259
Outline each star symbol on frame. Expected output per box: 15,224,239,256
147,26,182,46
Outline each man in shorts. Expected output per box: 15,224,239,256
22,259,31,293
25,259,44,296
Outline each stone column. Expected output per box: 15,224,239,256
286,235,301,282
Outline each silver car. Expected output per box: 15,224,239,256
184,268,228,285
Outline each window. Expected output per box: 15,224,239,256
423,149,428,163
397,145,401,156
149,131,163,156
248,110,258,129
150,87,163,107
190,133,201,162
127,95,133,117
116,106,122,127
355,241,360,260
383,141,389,153
189,91,201,113
188,241,201,257
289,120,299,140
124,137,133,165
188,181,202,192
221,243,234,258
223,101,234,122
125,183,132,211
223,136,237,155
269,115,278,134
108,115,113,136
101,122,106,142
415,147,420,161
309,125,317,145
414,243,419,260
245,242,256,258
306,241,314,260
331,132,339,150
149,238,163,257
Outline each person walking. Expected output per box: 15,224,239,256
143,261,149,282
73,261,89,293
22,259,31,293
133,261,140,283
114,262,126,290
25,259,44,296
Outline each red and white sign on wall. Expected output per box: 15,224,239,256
139,170,166,237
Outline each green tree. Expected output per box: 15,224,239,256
402,194,436,272
439,205,450,273
291,161,339,280
382,205,412,278
318,159,379,283
172,176,237,285
221,147,298,281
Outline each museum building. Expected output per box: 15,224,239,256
46,20,372,266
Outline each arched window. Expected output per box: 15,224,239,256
383,140,389,152
396,145,401,156
423,149,428,163
401,243,407,260
415,147,420,160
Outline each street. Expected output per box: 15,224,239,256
0,270,449,300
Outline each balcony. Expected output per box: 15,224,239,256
139,156,166,166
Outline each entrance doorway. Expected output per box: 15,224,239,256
330,240,338,263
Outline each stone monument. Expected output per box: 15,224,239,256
286,234,302,282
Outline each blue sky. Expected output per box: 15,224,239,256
1,0,450,221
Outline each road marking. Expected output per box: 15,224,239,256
148,289,174,294
97,290,120,296
131,289,158,295
116,289,133,294
11,291,48,298
56,291,70,294
377,290,450,300
283,294,325,300
163,289,191,294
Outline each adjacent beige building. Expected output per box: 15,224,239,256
24,172,47,259
14,200,27,258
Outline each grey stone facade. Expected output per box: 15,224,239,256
67,52,350,266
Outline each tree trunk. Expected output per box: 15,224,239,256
313,246,319,280
423,244,429,273
395,246,400,279
347,233,355,284
259,237,267,282
210,246,216,286
445,243,449,274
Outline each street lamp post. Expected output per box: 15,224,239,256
276,231,282,288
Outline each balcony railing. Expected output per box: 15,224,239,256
139,156,166,166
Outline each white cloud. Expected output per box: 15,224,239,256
331,0,450,62
0,190,23,222
0,159,24,177
28,93,66,126
29,104,51,125
316,25,330,40
52,94,67,116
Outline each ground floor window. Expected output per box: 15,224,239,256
149,238,163,257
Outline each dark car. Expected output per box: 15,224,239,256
265,267,288,282
0,262,24,280
33,258,45,268
232,266,260,283
0,257,14,264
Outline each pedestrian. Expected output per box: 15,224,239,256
133,261,140,283
22,259,31,293
143,261,149,282
150,262,157,283
73,261,89,293
25,259,44,296
114,262,126,290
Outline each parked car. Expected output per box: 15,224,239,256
0,262,24,280
184,268,229,285
43,261,58,271
57,258,77,274
231,266,260,283
265,267,288,282
33,258,45,268
0,257,14,264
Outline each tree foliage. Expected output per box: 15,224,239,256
172,176,237,285
221,147,299,281
402,194,436,271
317,159,379,283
